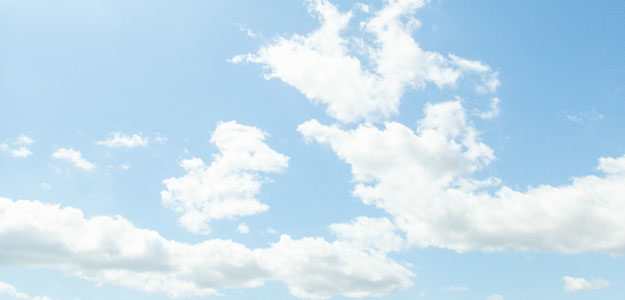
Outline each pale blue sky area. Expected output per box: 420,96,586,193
1,1,625,300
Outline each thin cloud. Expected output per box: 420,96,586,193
52,148,95,171
96,133,149,148
1,134,34,158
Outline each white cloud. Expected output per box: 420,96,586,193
1,134,34,158
40,182,52,190
52,148,95,171
299,100,625,253
256,235,413,299
329,216,403,254
563,276,609,292
479,97,501,119
237,223,250,234
0,281,53,300
486,293,504,300
237,23,259,38
0,281,29,299
237,0,499,123
96,133,149,148
565,110,604,124
161,121,289,234
0,196,414,299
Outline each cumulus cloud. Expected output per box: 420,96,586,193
1,134,34,158
299,100,625,253
563,276,609,292
0,197,413,299
161,121,289,234
52,148,95,171
96,133,149,148
236,0,498,123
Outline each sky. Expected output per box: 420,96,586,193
1,0,625,299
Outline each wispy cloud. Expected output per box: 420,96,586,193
564,109,604,123
236,23,259,38
1,134,34,158
52,148,95,171
237,223,250,234
96,133,149,148
563,276,609,292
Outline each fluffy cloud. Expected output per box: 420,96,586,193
563,276,609,292
161,121,289,234
300,100,625,253
52,148,95,171
96,133,149,148
1,134,34,158
256,235,413,299
236,0,499,123
0,196,413,299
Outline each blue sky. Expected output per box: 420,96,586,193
1,1,625,300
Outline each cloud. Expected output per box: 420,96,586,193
329,216,403,254
161,121,289,234
564,110,604,124
0,281,53,300
0,196,413,299
1,134,34,158
96,133,149,148
237,223,250,234
486,294,504,300
299,100,625,253
256,235,413,299
237,0,499,123
52,148,95,171
0,281,29,299
237,23,259,38
563,276,609,292
479,97,501,119
153,133,167,144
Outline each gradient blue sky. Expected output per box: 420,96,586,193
1,1,625,300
